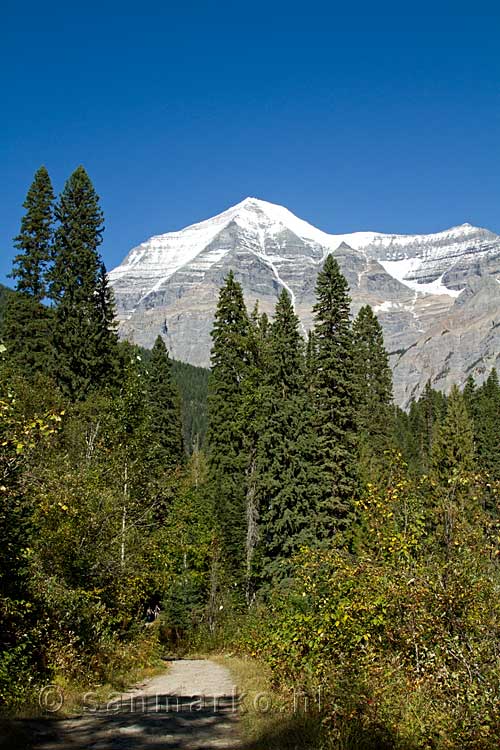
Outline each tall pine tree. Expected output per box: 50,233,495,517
474,368,500,479
258,290,320,584
430,385,476,556
146,335,184,469
240,302,268,602
352,304,394,479
462,374,477,417
49,166,118,400
3,167,55,375
11,166,53,299
312,254,358,536
431,384,475,484
206,271,252,581
409,380,447,474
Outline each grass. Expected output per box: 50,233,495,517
49,659,167,718
213,654,324,750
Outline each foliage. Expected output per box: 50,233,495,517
4,170,500,750
0,284,15,330
402,380,448,475
241,464,500,748
0,384,64,706
473,369,500,480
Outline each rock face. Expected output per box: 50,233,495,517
109,198,500,407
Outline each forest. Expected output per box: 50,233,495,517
1,166,500,749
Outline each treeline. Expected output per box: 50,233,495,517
395,372,500,480
206,261,394,598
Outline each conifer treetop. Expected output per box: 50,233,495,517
11,165,54,300
50,166,105,304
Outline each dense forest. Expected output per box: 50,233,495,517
1,167,500,748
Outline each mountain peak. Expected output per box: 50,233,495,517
236,196,266,206
229,196,294,220
234,196,279,208
109,198,498,305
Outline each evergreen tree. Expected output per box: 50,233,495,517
105,345,158,575
462,374,477,417
312,254,358,536
49,167,118,399
430,385,477,559
170,359,209,452
146,336,184,468
3,167,55,375
207,271,252,580
409,380,447,474
431,384,475,484
352,304,394,479
305,329,316,379
2,294,54,378
391,404,417,469
240,303,269,602
474,368,500,479
11,166,54,300
258,290,320,583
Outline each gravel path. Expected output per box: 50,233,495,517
28,659,241,749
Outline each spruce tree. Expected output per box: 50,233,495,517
312,254,358,536
207,271,252,580
146,335,184,468
305,329,316,380
474,368,500,479
258,290,320,583
409,380,447,474
392,404,417,470
462,374,477,416
240,303,269,602
431,385,476,556
3,167,55,375
352,305,394,479
431,384,475,484
49,167,118,399
11,166,54,300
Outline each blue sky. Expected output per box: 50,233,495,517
2,2,499,283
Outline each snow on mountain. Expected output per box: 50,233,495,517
109,197,382,293
378,259,462,297
109,197,500,406
109,198,497,304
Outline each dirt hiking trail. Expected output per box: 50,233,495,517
27,658,242,749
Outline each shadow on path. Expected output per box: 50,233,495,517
8,694,241,750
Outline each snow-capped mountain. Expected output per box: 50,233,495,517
109,198,500,406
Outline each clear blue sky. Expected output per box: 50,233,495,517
2,1,499,284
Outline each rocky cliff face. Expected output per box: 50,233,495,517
109,198,500,407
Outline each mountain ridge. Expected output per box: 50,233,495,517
110,197,497,299
109,198,500,407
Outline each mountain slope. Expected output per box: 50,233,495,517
109,198,500,406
